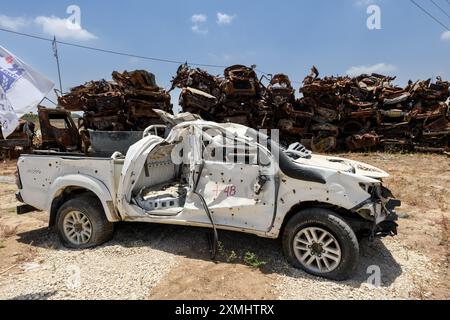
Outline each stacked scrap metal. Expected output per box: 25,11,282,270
171,63,449,153
297,67,382,152
171,64,271,129
170,64,221,120
267,73,314,143
298,66,450,152
51,65,449,154
218,65,270,128
396,78,450,152
58,70,172,131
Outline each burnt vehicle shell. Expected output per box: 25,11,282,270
0,119,35,160
221,65,261,98
38,106,81,152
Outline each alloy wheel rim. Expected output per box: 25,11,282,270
293,226,342,273
63,210,92,245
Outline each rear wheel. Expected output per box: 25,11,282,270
282,208,359,280
56,195,114,249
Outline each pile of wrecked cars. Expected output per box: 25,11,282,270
2,66,449,159
171,64,450,153
297,67,450,153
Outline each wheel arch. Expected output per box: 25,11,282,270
278,201,372,238
47,174,120,227
281,203,360,280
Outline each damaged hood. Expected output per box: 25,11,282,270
293,154,389,179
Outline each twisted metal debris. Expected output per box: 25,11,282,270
298,67,450,153
171,64,271,129
58,70,172,132
3,66,447,158
171,64,450,153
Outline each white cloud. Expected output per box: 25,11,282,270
442,31,450,41
190,14,208,35
191,25,208,35
216,12,235,25
191,14,207,24
0,14,29,31
346,63,397,76
35,15,97,41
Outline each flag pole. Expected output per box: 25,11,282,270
52,36,63,96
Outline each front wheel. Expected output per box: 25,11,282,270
282,208,359,280
56,195,114,249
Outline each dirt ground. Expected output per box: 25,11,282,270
0,153,449,300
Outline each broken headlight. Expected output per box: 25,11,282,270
358,182,377,196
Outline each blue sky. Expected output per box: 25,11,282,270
0,0,449,110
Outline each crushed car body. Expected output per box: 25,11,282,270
16,112,400,280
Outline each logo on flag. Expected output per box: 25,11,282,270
0,46,54,138
0,53,26,92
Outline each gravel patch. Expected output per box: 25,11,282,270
145,226,444,300
0,224,181,300
0,221,444,300
273,238,438,300
0,176,14,184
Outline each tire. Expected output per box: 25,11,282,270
56,195,114,249
282,208,359,280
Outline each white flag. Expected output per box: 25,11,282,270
0,45,54,138
0,86,19,138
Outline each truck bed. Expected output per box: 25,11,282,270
16,154,123,213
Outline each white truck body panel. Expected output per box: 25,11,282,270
17,156,121,221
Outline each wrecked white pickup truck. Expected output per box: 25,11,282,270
15,112,400,280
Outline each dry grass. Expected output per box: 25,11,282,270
335,152,450,298
335,153,450,211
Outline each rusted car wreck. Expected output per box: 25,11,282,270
0,119,34,160
297,67,450,152
58,70,172,132
2,66,449,157
171,64,449,153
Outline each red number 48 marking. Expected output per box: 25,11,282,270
223,185,236,197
